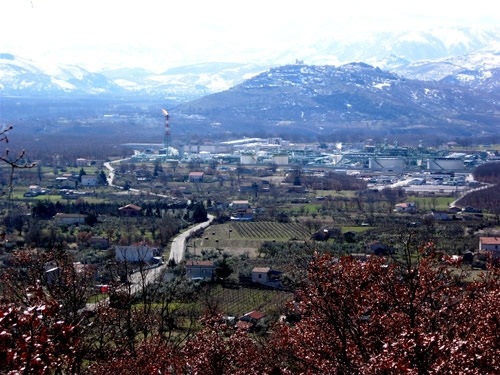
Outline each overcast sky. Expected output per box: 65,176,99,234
0,0,497,72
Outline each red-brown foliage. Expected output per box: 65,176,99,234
1,248,499,374
0,284,81,374
267,253,500,374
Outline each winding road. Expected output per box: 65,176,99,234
103,158,215,264
168,214,215,264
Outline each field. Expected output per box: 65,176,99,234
230,221,310,240
209,284,293,317
411,196,456,211
190,221,310,258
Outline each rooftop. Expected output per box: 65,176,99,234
480,237,500,245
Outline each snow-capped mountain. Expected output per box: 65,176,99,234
0,53,268,101
388,46,500,81
101,62,268,101
0,53,122,96
0,26,498,101
1,27,499,101
172,62,499,139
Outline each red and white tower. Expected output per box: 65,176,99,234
162,108,170,155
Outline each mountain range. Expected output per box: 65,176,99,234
173,62,499,140
1,27,499,142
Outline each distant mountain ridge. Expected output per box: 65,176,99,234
0,53,123,96
1,27,499,101
173,62,499,140
1,27,499,142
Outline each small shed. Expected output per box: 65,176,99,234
188,172,205,182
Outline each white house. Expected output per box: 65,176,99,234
115,244,157,263
184,260,216,280
251,267,282,287
230,200,250,210
252,267,271,284
80,174,98,186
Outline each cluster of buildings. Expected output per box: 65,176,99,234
125,137,498,175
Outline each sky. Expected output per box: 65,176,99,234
0,0,498,72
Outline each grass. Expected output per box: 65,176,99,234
302,203,321,213
411,196,455,211
341,226,375,233
87,292,109,304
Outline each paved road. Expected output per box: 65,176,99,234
84,162,216,309
168,214,215,264
104,157,216,264
119,214,216,295
103,159,126,187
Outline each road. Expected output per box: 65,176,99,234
104,159,215,263
104,159,130,187
168,214,215,264
116,214,215,296
98,159,216,296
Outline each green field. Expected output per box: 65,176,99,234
411,196,455,211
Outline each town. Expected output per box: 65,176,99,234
1,123,499,373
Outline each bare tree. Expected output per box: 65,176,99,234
0,126,35,199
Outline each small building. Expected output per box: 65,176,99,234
184,260,216,280
252,267,270,284
230,200,250,210
236,310,265,331
479,237,500,257
80,174,98,187
188,171,205,183
53,213,86,225
394,202,416,213
118,204,142,217
115,244,157,263
251,267,282,287
76,158,89,167
229,200,253,221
